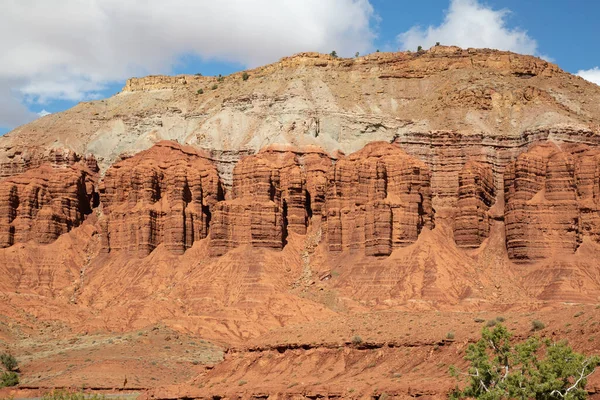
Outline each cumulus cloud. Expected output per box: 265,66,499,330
0,0,375,129
37,110,51,117
0,84,38,128
397,0,538,55
577,67,600,86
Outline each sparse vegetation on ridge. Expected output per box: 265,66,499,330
41,389,106,400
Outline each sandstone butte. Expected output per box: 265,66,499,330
2,46,600,399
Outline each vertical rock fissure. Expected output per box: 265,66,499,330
305,190,313,223
282,200,289,247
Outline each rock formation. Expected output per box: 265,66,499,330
0,161,98,247
454,160,495,247
325,142,433,256
99,141,220,256
210,146,330,256
3,46,599,179
504,143,600,262
2,47,600,398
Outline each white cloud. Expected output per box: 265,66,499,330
397,0,538,55
0,84,37,128
577,67,600,86
37,109,51,117
0,0,375,129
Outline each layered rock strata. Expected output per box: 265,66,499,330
504,143,600,261
0,147,97,178
4,138,600,264
210,142,434,257
210,146,330,256
454,161,495,247
0,161,98,247
393,128,600,204
99,141,220,256
325,143,433,256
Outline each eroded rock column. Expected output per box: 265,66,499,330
100,141,219,256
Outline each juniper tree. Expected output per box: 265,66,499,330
450,324,600,400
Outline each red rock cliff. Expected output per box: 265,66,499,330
325,142,433,256
454,160,496,248
504,143,600,262
99,141,220,256
210,146,330,256
0,161,98,247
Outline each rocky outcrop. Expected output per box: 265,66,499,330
503,144,600,261
393,128,600,204
123,75,209,92
4,46,599,180
210,146,330,256
99,141,220,256
0,147,97,178
0,162,98,247
325,143,433,256
211,143,433,257
454,161,495,247
271,47,560,79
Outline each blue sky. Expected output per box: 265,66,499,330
1,0,599,136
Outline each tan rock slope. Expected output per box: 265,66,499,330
2,46,600,398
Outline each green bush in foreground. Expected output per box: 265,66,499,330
449,324,600,399
0,371,18,388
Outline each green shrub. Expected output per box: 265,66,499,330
211,84,218,90
351,335,363,345
242,72,249,81
194,72,202,76
486,319,497,327
446,331,455,340
496,316,506,322
417,45,423,51
0,353,17,371
197,89,204,94
531,320,545,331
0,371,18,387
355,52,359,57
449,324,600,399
435,42,440,46
330,50,338,58
217,74,224,82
